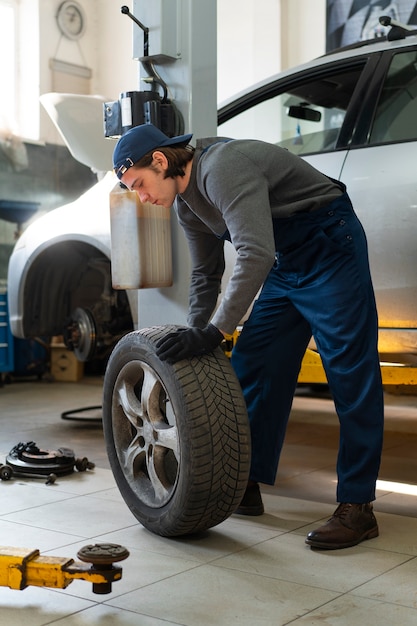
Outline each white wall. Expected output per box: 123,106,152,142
93,1,141,99
39,0,326,143
217,0,326,103
280,0,327,71
217,0,281,103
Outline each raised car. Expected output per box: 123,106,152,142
8,21,417,365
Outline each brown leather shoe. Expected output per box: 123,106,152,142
234,482,264,516
305,503,379,550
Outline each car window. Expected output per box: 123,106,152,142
369,50,417,144
218,67,364,155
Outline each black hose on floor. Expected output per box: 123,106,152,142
61,405,102,422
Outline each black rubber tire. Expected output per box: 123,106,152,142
102,326,251,537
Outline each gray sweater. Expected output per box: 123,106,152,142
175,137,343,335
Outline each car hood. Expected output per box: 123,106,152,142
40,93,116,174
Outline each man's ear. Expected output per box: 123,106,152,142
152,150,168,169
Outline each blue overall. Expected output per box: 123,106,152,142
231,192,384,503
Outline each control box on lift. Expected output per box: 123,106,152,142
103,89,177,138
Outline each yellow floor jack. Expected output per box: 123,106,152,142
0,543,129,594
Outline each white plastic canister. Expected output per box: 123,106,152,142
109,182,173,289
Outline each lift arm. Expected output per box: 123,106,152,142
298,349,417,386
224,334,417,386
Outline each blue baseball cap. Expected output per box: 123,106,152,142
113,123,193,179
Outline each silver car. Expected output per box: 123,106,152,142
8,24,417,365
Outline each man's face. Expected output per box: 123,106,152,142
120,153,179,208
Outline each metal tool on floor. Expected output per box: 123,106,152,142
0,543,129,594
1,441,95,484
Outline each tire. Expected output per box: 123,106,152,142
102,326,251,537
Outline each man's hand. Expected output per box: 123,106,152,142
156,324,224,363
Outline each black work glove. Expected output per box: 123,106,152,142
156,324,224,363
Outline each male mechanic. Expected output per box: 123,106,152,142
113,123,384,550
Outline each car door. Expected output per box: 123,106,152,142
340,47,417,358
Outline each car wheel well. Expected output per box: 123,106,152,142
22,240,134,360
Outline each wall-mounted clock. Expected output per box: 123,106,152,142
56,1,86,41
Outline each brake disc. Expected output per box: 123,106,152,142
6,441,76,477
64,307,97,362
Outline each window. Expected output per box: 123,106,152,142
0,0,17,132
218,67,364,156
0,0,40,140
370,50,417,144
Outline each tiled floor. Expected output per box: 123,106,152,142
0,376,417,625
